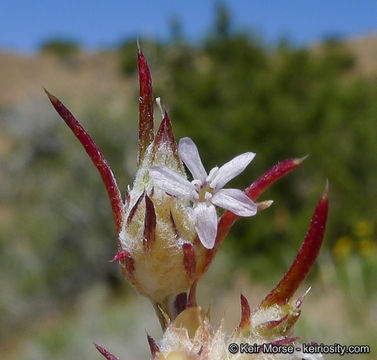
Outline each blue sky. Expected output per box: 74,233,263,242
1,0,377,52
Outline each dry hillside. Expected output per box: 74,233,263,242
0,50,134,110
343,32,377,75
1,33,377,110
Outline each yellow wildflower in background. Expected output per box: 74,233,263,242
333,236,353,260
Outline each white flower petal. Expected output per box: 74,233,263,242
206,166,219,184
149,166,195,200
211,188,257,217
209,152,255,190
178,137,207,182
194,202,218,249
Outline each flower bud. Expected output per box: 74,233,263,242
117,113,200,305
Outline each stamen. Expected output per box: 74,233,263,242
191,179,202,190
204,192,212,201
191,190,199,200
156,97,164,120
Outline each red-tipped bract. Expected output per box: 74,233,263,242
94,343,119,360
45,90,124,235
237,294,251,332
152,110,182,169
110,250,136,286
147,333,160,359
138,49,154,165
261,184,329,307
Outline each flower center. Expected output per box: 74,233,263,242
198,186,214,202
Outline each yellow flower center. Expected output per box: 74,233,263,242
198,186,214,202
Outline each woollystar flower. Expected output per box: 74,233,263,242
149,137,257,249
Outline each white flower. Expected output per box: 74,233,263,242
149,137,257,249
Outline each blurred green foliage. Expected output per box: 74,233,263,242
0,97,137,339
39,39,80,63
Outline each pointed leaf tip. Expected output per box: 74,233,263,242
44,88,56,102
295,286,311,309
138,49,154,165
323,179,329,198
111,250,136,285
257,200,274,212
260,188,328,308
45,90,124,235
152,110,182,169
147,334,160,359
44,89,62,109
244,157,306,201
94,343,119,360
110,249,132,263
293,154,309,165
237,294,251,331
